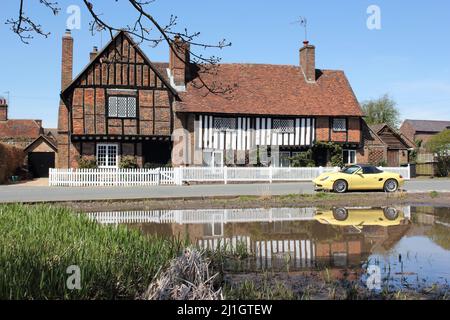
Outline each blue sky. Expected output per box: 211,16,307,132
0,0,449,128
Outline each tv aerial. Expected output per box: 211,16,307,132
291,16,308,42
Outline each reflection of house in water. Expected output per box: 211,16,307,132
87,206,411,271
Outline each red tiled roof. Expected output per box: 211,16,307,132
0,120,42,139
175,64,363,117
402,119,450,133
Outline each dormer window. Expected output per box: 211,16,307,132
108,96,137,118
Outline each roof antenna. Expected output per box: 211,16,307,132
291,16,308,43
95,24,105,47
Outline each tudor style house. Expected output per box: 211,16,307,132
57,30,367,169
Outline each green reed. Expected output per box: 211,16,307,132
0,204,183,300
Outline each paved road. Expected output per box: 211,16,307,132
1,180,450,203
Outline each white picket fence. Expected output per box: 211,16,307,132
49,168,180,187
49,165,410,187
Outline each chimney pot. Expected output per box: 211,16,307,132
90,46,99,61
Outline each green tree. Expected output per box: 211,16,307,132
426,129,450,177
361,94,400,128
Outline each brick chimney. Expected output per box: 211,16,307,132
299,41,316,83
90,46,98,62
57,29,73,168
0,98,7,121
169,35,190,89
61,29,73,90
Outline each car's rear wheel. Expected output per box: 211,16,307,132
384,179,399,193
333,180,348,193
333,207,348,221
383,207,399,220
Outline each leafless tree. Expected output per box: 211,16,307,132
6,0,233,95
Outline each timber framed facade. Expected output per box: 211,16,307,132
57,31,369,169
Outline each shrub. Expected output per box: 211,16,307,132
313,142,343,167
119,156,138,169
377,160,387,167
435,157,450,177
0,143,25,184
77,157,98,169
0,204,183,299
290,150,315,167
427,129,450,177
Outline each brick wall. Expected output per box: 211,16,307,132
316,117,330,142
347,117,361,143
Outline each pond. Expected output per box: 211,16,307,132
86,206,450,290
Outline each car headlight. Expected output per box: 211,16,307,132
320,176,330,182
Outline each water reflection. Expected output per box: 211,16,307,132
87,206,450,288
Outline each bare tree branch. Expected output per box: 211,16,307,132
6,0,60,44
7,0,233,95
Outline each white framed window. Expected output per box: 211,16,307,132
333,118,347,132
279,151,291,168
214,117,236,132
203,219,224,237
202,150,224,168
108,96,136,118
343,149,357,165
273,119,294,133
96,143,119,168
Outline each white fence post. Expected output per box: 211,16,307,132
224,166,228,185
269,166,273,184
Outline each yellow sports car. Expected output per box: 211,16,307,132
315,207,406,227
312,165,405,193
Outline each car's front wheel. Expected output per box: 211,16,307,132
333,180,348,193
333,207,348,221
384,179,399,193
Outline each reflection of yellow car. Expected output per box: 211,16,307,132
312,165,405,193
315,207,405,227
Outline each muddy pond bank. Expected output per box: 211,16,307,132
63,192,450,212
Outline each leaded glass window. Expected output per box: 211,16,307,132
108,96,137,118
273,119,294,133
333,118,347,132
214,117,236,131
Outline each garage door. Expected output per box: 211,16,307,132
29,152,55,178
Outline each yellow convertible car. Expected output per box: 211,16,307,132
315,207,406,227
313,164,405,193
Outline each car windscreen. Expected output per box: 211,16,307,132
341,166,360,174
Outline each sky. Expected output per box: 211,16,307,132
0,0,449,128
